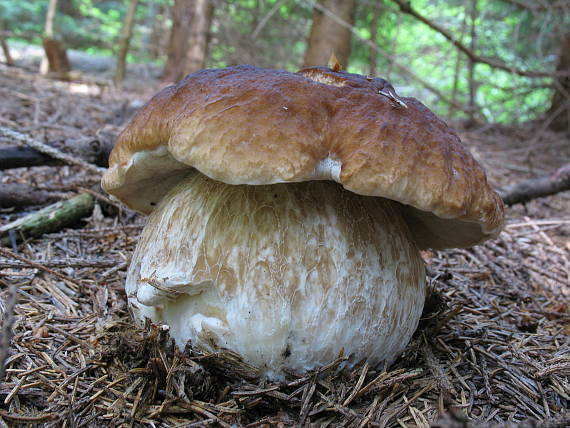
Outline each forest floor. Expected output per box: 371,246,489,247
0,62,569,428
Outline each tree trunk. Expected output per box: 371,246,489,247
447,5,469,119
302,0,357,69
142,0,156,57
40,0,59,74
41,38,71,77
185,0,214,75
114,0,139,88
368,1,381,76
40,0,70,78
386,12,401,77
466,0,478,127
547,31,570,132
0,37,12,65
162,0,195,82
149,2,168,60
162,0,214,83
0,19,13,66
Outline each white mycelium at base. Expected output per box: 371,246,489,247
126,172,426,378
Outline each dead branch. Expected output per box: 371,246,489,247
0,183,69,208
0,193,95,245
114,0,139,88
0,127,106,174
0,145,56,169
0,138,113,170
391,0,569,78
69,138,113,168
0,258,118,269
498,163,570,206
0,409,58,423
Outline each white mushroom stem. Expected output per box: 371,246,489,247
126,173,426,378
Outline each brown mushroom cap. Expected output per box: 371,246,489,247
102,65,504,249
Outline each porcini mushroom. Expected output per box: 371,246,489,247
102,65,504,378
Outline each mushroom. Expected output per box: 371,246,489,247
102,65,504,378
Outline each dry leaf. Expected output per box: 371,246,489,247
328,52,342,71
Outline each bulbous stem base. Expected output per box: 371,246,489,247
126,172,426,378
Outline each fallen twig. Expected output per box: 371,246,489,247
0,139,113,171
0,145,56,169
0,126,106,174
0,257,119,269
0,409,58,423
0,193,95,245
498,163,570,205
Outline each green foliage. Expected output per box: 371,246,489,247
210,0,311,70
0,0,170,58
0,0,45,42
1,0,567,124
346,0,568,123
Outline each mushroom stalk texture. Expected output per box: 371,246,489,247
127,173,425,378
102,64,505,378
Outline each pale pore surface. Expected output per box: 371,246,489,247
126,173,426,377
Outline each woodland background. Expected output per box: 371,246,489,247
1,0,569,131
